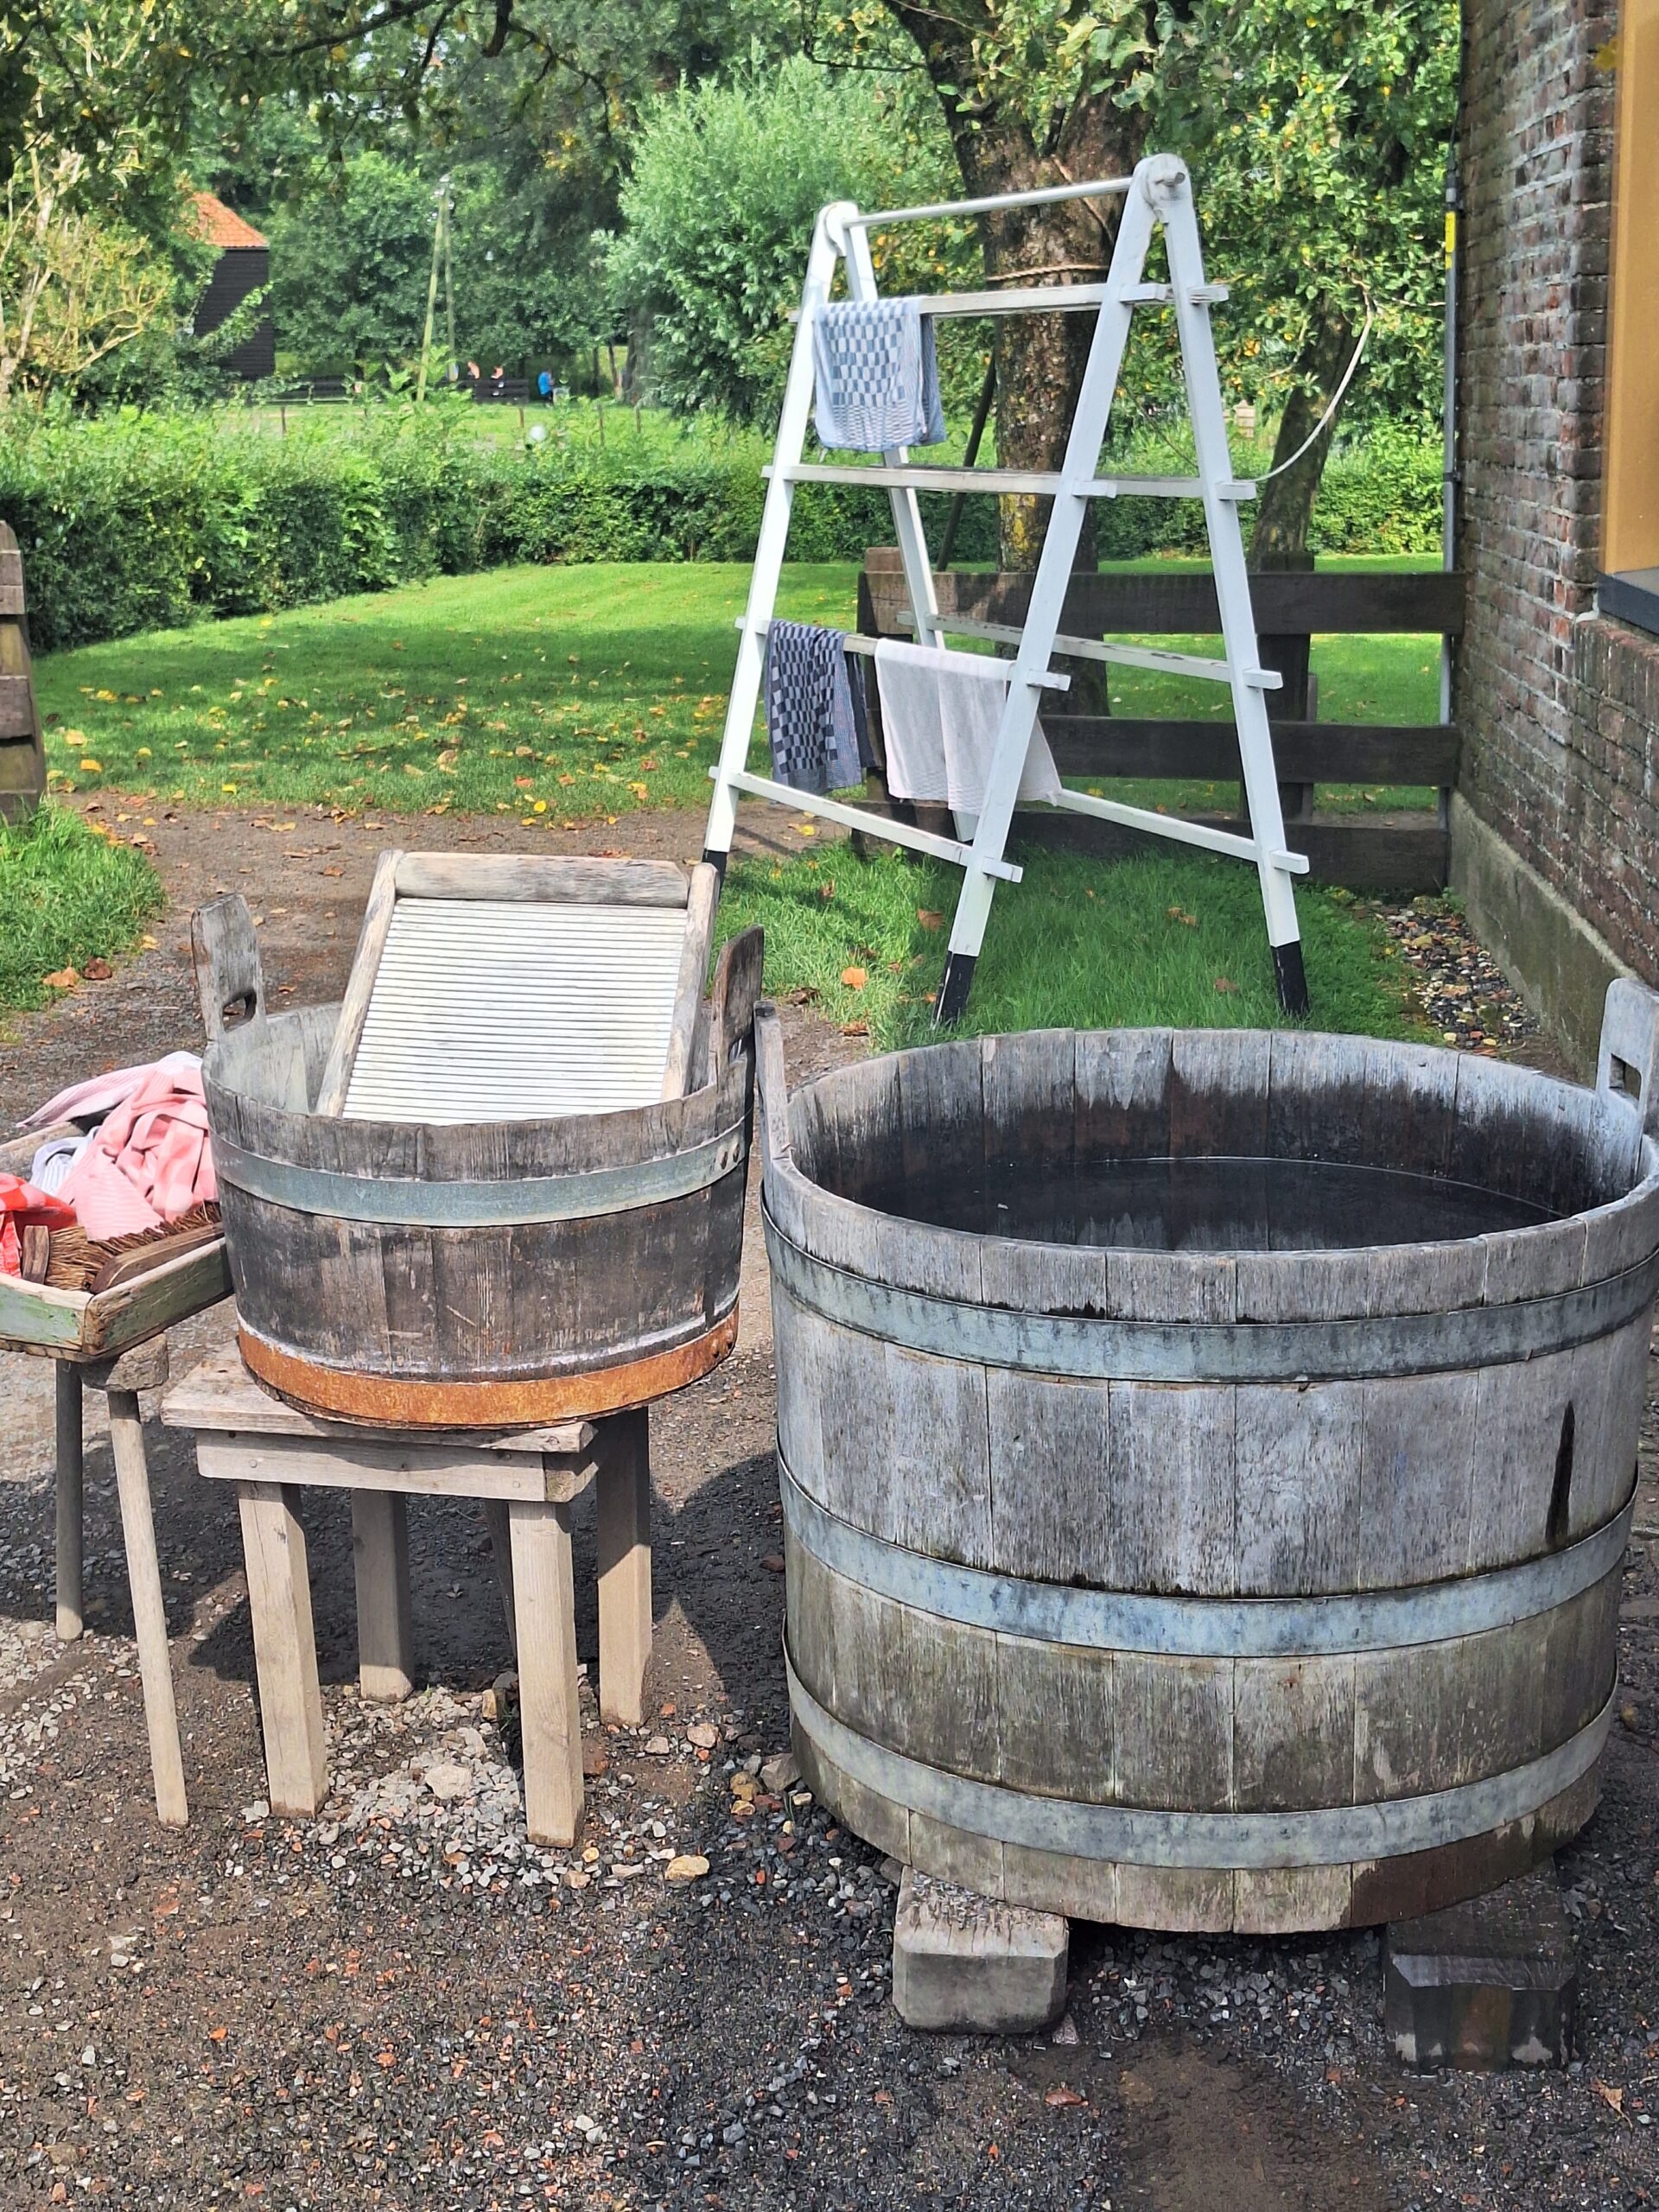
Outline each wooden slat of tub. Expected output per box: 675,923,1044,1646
1169,1030,1270,1159
995,1630,1113,1798
1108,1247,1236,1323
1233,1655,1357,1812
1481,1216,1589,1306
1355,1370,1477,1588
897,1037,984,1187
1074,1028,1172,1161
1114,1651,1233,1810
1233,1381,1364,1595
982,1030,1076,1173
1351,1605,1553,1802
899,1601,1001,1786
985,1369,1113,1586
794,1726,912,1867
1465,1349,1578,1572
820,1313,905,1544
1539,1567,1620,1752
1108,1382,1236,1593
1235,1239,1485,1323
1569,1320,1648,1538
1349,1764,1599,1929
908,1809,1008,1902
1265,1032,1372,1166
886,1338,994,1568
773,1288,830,1504
1002,1842,1119,1925
833,1056,905,1206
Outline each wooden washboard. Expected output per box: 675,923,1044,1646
315,854,721,1123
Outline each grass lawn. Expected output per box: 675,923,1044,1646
719,843,1425,1052
35,558,1442,830
0,804,164,1020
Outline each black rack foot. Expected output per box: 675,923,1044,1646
1274,939,1310,1018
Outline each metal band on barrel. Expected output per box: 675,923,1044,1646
214,1124,747,1227
763,1206,1659,1382
780,1458,1633,1657
784,1651,1615,1869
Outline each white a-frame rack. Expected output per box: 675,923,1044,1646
702,151,1311,1023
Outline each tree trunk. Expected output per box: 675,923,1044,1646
880,7,1144,579
1249,310,1355,563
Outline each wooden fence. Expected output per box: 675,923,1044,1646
0,524,44,824
858,550,1464,893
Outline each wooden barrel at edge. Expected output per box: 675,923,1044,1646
204,1002,753,1427
759,1021,1659,1933
0,523,45,823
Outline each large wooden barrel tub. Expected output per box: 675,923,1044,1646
203,1001,753,1427
756,985,1659,1932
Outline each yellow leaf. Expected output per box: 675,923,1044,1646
841,966,868,990
79,758,103,773
42,967,79,990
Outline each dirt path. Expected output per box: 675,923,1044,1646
1,803,1656,2211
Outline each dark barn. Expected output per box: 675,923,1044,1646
192,191,275,379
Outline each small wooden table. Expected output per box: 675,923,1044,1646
162,1347,654,1847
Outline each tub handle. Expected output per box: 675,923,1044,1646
1597,976,1659,1137
753,1002,794,1175
190,893,269,1048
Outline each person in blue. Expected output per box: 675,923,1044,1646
537,368,553,402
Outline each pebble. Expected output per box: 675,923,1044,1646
760,1751,800,1794
686,1721,720,1750
665,1854,710,1884
423,1761,474,1803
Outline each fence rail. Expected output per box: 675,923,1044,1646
857,551,1463,893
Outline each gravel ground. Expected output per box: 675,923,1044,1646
3,808,1657,2210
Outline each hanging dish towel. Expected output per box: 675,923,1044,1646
764,621,865,794
874,641,1062,814
812,299,945,452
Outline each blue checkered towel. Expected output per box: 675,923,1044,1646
812,298,946,453
764,622,865,795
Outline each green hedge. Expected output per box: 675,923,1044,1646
0,410,1441,654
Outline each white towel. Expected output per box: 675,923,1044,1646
874,641,1061,815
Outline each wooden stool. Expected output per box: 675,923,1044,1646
49,1335,191,1827
161,1347,654,1847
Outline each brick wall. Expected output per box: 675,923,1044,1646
1457,0,1659,983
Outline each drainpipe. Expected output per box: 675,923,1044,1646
1440,153,1461,770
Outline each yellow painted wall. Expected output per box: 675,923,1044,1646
1606,0,1659,572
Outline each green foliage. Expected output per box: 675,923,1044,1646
0,801,163,1017
611,54,970,424
717,842,1423,1051
1160,0,1459,434
0,402,1440,652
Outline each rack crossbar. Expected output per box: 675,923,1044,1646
719,770,1023,880
737,615,1070,690
774,462,1250,501
843,178,1135,231
893,612,1277,689
1049,787,1310,873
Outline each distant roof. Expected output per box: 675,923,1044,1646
192,191,266,251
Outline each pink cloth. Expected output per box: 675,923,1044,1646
54,1060,216,1240
24,1051,203,1132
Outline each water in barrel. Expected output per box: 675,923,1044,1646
861,1155,1554,1252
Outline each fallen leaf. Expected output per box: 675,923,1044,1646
321,866,344,878
841,1020,870,1038
917,908,944,931
761,1554,785,1573
841,966,868,990
1044,2086,1087,2108
1214,976,1238,994
82,957,113,981
1594,2080,1625,2115
208,2025,228,2044
42,967,79,991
